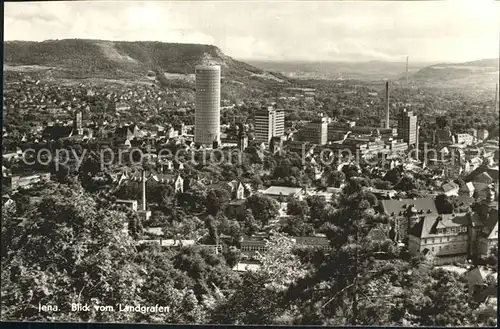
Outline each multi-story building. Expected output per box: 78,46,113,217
408,206,499,265
195,65,221,147
408,213,472,265
433,127,454,146
254,106,285,146
116,199,138,211
380,198,438,240
297,117,328,145
454,133,474,146
477,208,498,257
397,108,417,146
385,140,409,154
327,128,351,143
73,111,83,135
293,236,332,251
3,172,51,192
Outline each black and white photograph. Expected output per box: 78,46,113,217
1,0,499,326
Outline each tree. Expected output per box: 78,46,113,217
436,116,449,129
219,219,242,244
341,165,359,179
287,198,310,217
204,188,231,216
283,178,418,325
384,168,401,185
282,216,315,237
127,212,143,239
1,182,141,322
306,195,328,228
394,268,475,326
394,175,421,192
435,194,454,214
205,215,219,245
224,246,242,268
372,178,393,190
210,233,308,325
483,245,498,268
245,194,279,226
328,170,346,187
242,209,260,236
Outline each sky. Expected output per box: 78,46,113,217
4,0,500,63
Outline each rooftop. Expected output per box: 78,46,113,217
381,198,438,217
409,213,470,239
262,186,303,197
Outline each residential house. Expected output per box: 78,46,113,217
150,173,184,194
2,147,22,162
119,171,184,194
136,239,196,248
440,181,460,196
433,127,454,146
232,260,261,272
116,199,138,212
262,186,305,201
477,208,498,257
380,198,438,240
459,182,475,198
471,172,494,185
454,133,474,146
3,172,51,192
366,224,392,241
293,236,332,251
477,129,489,141
465,266,498,304
240,236,268,255
408,213,471,265
205,180,251,218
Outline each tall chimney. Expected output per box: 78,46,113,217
142,170,146,211
385,81,390,129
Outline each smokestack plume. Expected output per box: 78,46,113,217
142,170,146,211
385,81,390,129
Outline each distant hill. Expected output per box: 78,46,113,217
409,58,499,88
3,39,286,84
245,59,429,81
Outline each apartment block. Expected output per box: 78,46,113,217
254,106,285,146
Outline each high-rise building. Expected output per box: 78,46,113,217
73,111,83,135
397,108,417,146
298,117,328,145
385,81,390,129
254,106,285,145
195,65,221,147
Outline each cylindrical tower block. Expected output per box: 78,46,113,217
195,65,221,147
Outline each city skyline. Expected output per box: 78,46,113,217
4,0,500,63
